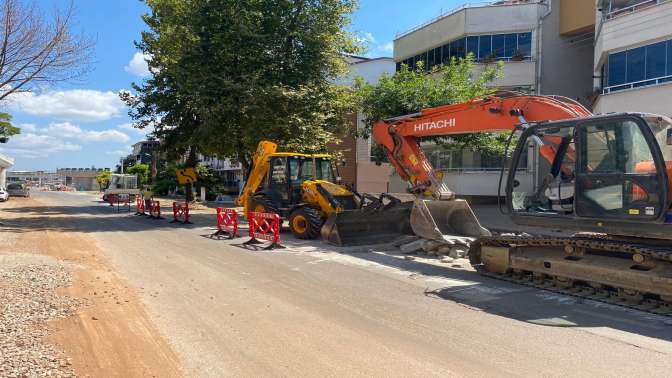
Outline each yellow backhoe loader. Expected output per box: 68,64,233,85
237,141,403,239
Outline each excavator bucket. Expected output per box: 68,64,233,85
410,199,491,243
321,201,414,246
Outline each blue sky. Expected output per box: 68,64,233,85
2,0,470,171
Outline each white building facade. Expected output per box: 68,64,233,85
388,0,595,197
593,0,672,116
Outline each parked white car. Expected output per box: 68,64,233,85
0,187,9,201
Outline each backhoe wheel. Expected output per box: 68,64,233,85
289,207,323,239
250,195,279,215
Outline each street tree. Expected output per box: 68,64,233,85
95,170,111,191
0,0,93,101
127,163,150,187
0,112,19,142
355,56,507,162
122,0,359,177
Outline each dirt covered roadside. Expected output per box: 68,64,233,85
0,196,182,377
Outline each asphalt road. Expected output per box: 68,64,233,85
22,191,672,377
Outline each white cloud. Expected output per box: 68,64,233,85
106,148,132,156
124,52,151,77
40,122,130,143
18,123,36,132
117,122,146,135
380,41,393,52
0,133,81,159
363,32,376,44
8,89,126,122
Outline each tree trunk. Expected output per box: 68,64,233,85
185,146,198,202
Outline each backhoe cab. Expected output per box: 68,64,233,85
237,141,359,239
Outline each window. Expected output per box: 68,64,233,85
668,40,672,76
517,32,532,57
504,33,517,57
441,43,451,64
605,39,672,92
626,46,645,84
608,51,626,86
466,36,479,59
646,41,666,79
492,34,505,58
577,118,662,219
427,49,435,70
415,53,426,69
394,31,534,72
451,38,465,60
478,35,492,60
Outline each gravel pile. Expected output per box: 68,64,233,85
0,264,82,377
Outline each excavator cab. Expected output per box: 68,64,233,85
506,113,672,240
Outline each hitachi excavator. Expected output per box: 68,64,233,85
323,91,672,314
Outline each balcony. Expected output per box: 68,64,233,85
601,0,671,20
594,0,672,71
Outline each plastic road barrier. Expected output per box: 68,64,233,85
244,212,283,250
171,202,191,224
149,200,162,219
211,208,239,239
135,197,146,215
109,194,130,213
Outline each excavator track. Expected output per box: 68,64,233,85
469,235,672,317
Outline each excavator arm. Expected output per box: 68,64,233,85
372,93,592,199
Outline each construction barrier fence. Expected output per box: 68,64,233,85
135,197,145,215
171,202,191,224
149,200,162,219
244,211,283,249
211,208,239,239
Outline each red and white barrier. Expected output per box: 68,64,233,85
109,194,130,212
149,200,162,219
211,208,239,239
244,212,283,249
171,202,191,224
135,197,146,215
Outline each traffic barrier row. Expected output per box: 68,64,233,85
243,211,283,250
149,200,162,219
210,207,239,239
171,202,191,224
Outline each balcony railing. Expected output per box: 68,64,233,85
395,1,519,39
604,0,670,20
603,74,672,94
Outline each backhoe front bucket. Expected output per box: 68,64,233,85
410,199,491,243
321,202,414,246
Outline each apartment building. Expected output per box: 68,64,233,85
388,0,596,196
593,0,672,116
331,55,396,193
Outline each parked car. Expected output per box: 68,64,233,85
0,187,8,201
7,182,30,197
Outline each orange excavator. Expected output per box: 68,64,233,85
323,91,672,314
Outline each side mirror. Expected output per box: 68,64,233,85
513,179,520,188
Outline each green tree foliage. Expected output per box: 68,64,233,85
95,170,112,191
0,112,20,143
127,163,150,186
122,0,359,174
355,56,509,160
